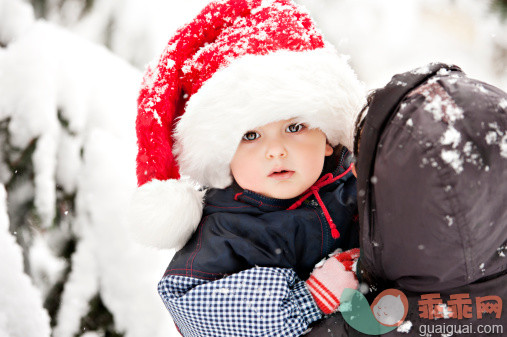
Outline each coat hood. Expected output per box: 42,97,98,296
357,63,507,293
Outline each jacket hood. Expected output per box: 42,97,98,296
357,63,507,293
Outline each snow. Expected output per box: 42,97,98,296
0,0,506,336
52,231,100,337
298,0,507,90
358,282,369,294
440,126,461,148
441,149,464,174
498,245,507,258
28,233,66,298
0,185,51,337
484,122,507,159
437,68,451,76
500,135,507,159
38,0,507,91
215,287,231,295
445,215,454,227
1,3,177,336
49,0,212,69
397,320,412,333
476,84,489,94
81,333,101,337
486,131,499,144
0,0,34,46
425,95,465,123
412,64,431,75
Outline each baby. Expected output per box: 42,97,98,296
129,1,365,336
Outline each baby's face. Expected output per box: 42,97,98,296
230,118,332,199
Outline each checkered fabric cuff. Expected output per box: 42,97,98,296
292,277,323,324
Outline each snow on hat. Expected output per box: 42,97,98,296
129,0,365,249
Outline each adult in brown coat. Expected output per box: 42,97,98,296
308,63,507,337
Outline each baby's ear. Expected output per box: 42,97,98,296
325,142,334,156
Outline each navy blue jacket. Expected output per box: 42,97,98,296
165,149,359,281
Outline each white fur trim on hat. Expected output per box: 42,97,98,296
174,46,365,189
127,179,205,250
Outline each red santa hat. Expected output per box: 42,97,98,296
129,0,365,249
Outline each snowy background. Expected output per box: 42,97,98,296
0,0,506,336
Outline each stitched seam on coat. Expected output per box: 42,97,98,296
205,204,253,209
165,268,223,275
186,215,209,278
310,208,324,257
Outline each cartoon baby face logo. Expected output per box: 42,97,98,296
371,289,409,326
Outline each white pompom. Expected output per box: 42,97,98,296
127,179,205,250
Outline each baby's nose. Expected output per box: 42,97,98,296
266,143,287,159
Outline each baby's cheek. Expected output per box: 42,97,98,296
235,167,263,190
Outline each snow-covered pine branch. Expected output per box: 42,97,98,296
0,1,177,336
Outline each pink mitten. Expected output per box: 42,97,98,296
306,248,360,314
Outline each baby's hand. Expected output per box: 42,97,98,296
305,248,360,314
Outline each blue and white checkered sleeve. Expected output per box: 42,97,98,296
158,267,322,337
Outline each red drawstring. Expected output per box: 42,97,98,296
287,164,354,239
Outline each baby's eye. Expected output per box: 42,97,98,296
286,123,305,133
242,131,260,141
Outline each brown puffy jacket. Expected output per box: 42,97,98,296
309,63,507,336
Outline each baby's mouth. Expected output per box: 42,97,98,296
268,169,295,180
